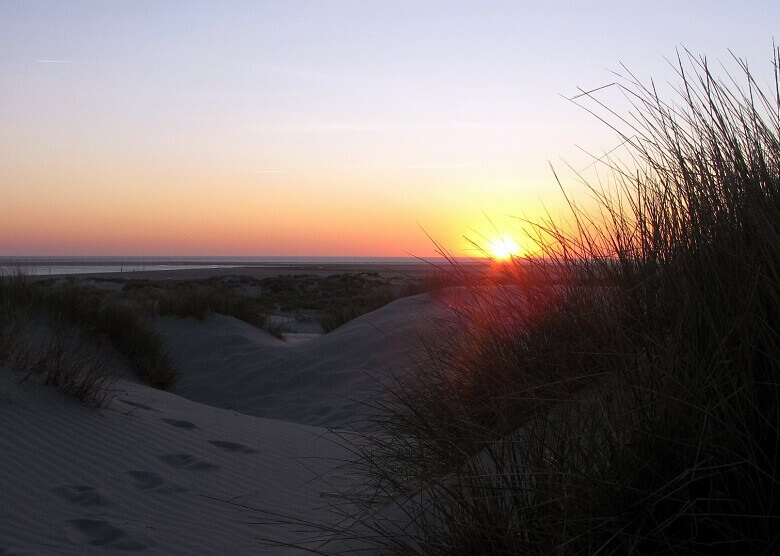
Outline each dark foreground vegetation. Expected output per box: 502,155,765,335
299,50,780,554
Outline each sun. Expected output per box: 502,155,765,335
487,237,521,260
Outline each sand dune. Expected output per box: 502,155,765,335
157,293,456,428
0,293,454,553
0,369,354,554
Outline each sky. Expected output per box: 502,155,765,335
1,1,777,257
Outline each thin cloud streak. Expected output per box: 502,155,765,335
35,59,74,63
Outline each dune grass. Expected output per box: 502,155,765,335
18,326,116,407
295,49,780,554
95,298,177,389
0,273,116,406
122,273,426,336
123,280,261,321
321,278,429,333
320,290,402,334
0,273,177,390
36,283,177,389
127,283,283,338
259,272,425,333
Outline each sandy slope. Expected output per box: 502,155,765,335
0,369,355,554
157,294,456,428
0,293,456,553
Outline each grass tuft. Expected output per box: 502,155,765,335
283,47,780,554
1,271,177,390
1,271,116,406
96,298,177,389
18,327,117,407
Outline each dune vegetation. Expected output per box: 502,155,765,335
307,49,780,553
0,271,176,392
120,272,424,334
0,270,425,402
0,270,117,406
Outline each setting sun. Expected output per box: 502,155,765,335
487,237,521,260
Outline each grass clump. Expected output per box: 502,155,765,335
306,48,780,554
258,313,285,339
17,327,116,407
151,286,264,323
38,284,177,389
320,290,400,333
96,298,176,389
1,273,176,390
122,272,425,336
132,284,284,338
319,276,427,333
1,273,116,406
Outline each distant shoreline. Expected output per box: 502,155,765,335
70,261,458,281
0,256,478,279
0,256,454,265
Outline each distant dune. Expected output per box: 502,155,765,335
156,293,456,428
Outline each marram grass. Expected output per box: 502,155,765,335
274,48,780,555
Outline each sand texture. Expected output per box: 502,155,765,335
0,293,451,553
158,294,455,428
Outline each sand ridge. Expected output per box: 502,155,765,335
157,293,456,428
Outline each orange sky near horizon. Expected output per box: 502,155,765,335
0,159,561,257
1,123,572,257
2,2,775,257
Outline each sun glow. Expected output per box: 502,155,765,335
487,237,521,260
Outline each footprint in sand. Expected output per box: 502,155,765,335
51,485,111,507
208,440,257,454
62,519,148,550
161,418,198,430
118,399,160,412
157,454,219,471
127,470,187,494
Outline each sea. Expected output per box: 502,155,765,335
0,256,429,277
